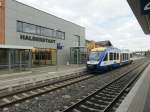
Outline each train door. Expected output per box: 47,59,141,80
120,53,123,64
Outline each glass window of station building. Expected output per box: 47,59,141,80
17,21,65,40
0,48,32,70
0,47,57,70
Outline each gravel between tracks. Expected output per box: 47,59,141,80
0,62,143,112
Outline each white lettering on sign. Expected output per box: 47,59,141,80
144,2,150,11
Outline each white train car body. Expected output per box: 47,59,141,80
87,47,132,71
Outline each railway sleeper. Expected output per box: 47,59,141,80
98,93,116,99
26,91,35,96
94,96,113,102
1,98,11,105
103,87,120,92
86,101,106,108
96,94,115,99
83,104,105,111
101,90,119,95
101,90,120,95
23,92,30,97
79,104,104,112
91,97,110,103
89,99,109,106
111,84,125,88
72,109,82,112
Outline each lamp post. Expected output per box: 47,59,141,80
56,47,58,71
54,29,58,71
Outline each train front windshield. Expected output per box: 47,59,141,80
89,52,102,61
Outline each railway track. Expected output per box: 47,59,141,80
62,61,149,112
0,59,147,110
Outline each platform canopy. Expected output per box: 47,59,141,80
0,44,33,49
127,0,150,34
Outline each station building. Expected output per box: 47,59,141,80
0,0,85,70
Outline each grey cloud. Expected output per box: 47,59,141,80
17,0,150,50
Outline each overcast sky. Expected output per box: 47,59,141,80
17,0,150,51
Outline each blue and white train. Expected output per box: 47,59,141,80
87,47,132,71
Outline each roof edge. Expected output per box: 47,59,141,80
15,0,85,29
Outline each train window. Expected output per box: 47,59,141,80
117,53,119,60
120,54,122,60
103,54,108,61
123,54,125,60
123,54,124,60
127,54,129,60
124,53,127,60
123,53,125,60
109,53,113,60
89,52,100,61
120,54,121,60
114,53,116,60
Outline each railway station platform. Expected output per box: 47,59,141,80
0,64,86,91
116,64,150,112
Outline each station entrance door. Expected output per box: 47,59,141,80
70,47,88,64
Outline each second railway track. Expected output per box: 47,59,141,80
62,60,149,112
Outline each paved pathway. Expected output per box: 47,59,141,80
0,65,86,90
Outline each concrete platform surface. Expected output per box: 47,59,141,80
116,64,150,112
0,64,86,90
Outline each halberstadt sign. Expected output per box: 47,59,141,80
20,34,56,43
141,0,150,15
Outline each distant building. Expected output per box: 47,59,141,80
86,40,113,51
95,40,112,48
86,40,96,50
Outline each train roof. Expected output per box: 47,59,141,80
91,47,120,52
91,47,107,52
91,47,130,53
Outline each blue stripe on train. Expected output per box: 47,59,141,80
98,51,107,66
96,61,130,71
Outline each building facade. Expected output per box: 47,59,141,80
0,0,85,70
